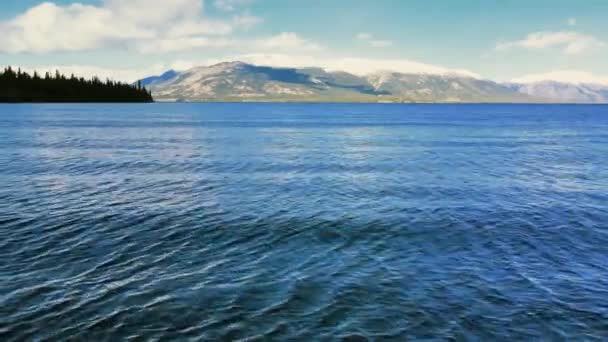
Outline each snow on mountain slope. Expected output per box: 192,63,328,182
140,62,536,102
505,81,608,103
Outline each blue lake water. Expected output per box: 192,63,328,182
1,103,607,340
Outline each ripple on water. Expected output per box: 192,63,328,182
1,103,608,340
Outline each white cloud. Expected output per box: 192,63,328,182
20,59,608,86
164,20,233,38
369,40,393,48
6,53,480,84
567,18,577,26
253,33,323,51
511,70,608,85
138,37,237,54
9,63,168,83
355,32,393,48
168,53,480,78
356,33,373,40
137,32,321,54
495,31,605,55
0,0,261,54
232,14,263,29
214,0,253,12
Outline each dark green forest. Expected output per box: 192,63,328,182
0,67,153,103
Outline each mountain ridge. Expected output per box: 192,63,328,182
504,81,608,103
140,61,608,103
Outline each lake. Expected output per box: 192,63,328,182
1,103,607,340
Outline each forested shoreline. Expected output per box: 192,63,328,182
0,67,153,103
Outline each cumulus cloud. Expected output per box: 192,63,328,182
214,0,253,12
369,40,393,48
7,52,481,84
137,37,237,54
495,31,605,55
232,14,263,29
133,32,322,54
168,53,480,77
0,0,261,54
6,63,169,83
355,32,393,48
511,70,608,85
253,33,323,51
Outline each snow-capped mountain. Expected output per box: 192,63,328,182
367,72,531,103
138,62,541,102
505,81,608,103
141,61,386,101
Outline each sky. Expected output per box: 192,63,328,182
1,0,608,84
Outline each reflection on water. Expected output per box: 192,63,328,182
1,103,608,340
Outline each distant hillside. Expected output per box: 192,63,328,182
504,81,608,103
143,62,383,102
0,67,153,103
367,72,537,103
139,70,180,88
140,62,535,103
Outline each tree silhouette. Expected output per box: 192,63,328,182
0,67,153,103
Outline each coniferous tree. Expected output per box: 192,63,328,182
0,67,153,103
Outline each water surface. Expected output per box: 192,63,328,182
1,103,608,340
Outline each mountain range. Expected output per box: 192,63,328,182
139,62,608,103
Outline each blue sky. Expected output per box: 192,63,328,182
1,0,607,83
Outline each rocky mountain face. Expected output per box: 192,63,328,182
366,72,530,103
141,62,385,101
139,70,179,88
140,61,607,103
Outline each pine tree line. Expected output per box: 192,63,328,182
0,67,153,103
